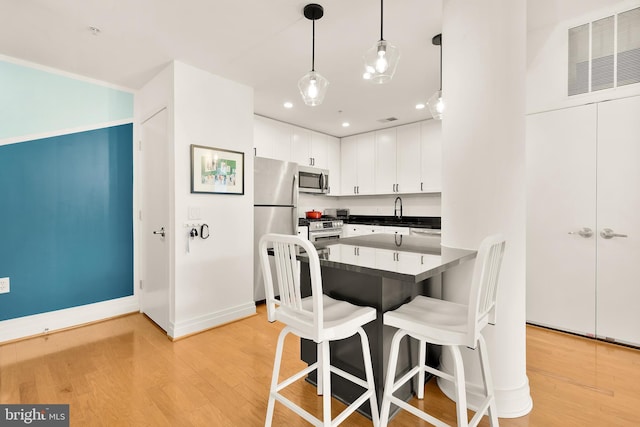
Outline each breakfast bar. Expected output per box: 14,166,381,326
298,234,477,418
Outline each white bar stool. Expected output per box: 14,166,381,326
259,233,380,427
379,234,506,427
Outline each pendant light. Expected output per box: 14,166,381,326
363,0,400,84
298,4,329,106
428,33,444,120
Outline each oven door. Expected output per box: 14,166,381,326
309,228,342,243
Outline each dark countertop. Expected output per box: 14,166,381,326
345,215,441,229
304,234,475,283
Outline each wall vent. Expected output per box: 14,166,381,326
377,117,398,123
568,7,640,96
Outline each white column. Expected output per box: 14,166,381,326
439,0,533,417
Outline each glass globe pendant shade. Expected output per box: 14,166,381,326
428,89,445,120
298,70,329,106
362,40,400,84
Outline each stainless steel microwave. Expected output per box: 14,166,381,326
298,166,329,194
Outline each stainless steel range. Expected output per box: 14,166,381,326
305,218,344,242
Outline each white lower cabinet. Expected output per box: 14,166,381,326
526,95,640,346
343,224,385,237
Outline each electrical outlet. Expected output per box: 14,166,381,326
0,277,10,294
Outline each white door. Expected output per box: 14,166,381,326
420,120,442,193
340,135,358,195
526,104,598,336
374,128,397,194
140,108,171,332
356,132,376,195
396,123,422,194
596,96,640,346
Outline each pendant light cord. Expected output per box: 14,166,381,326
311,19,315,72
439,40,442,90
380,0,384,41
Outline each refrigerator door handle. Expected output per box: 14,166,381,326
292,174,298,234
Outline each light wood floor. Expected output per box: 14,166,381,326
1,305,639,426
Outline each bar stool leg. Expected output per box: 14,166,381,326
321,341,332,426
417,339,426,399
477,335,499,427
358,327,380,426
265,328,290,427
450,345,469,427
380,330,406,427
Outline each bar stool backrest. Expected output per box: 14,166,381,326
467,234,506,348
259,233,324,341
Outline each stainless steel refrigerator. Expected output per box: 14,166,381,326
253,157,298,301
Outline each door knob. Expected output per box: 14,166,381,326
600,228,628,239
153,227,166,238
568,227,593,238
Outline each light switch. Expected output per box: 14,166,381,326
188,206,202,220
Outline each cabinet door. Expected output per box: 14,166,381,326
420,120,442,192
596,96,640,346
310,132,329,169
374,128,397,194
526,104,597,336
396,123,422,193
326,136,341,195
291,127,312,166
357,132,376,195
254,116,292,161
341,135,359,195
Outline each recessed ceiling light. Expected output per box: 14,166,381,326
415,103,426,110
283,102,293,109
342,122,350,127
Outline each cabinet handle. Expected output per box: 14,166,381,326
396,183,399,192
354,186,357,194
357,186,360,194
600,228,628,239
254,147,257,156
568,227,593,238
421,182,423,191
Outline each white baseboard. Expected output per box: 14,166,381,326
0,295,140,343
169,302,257,339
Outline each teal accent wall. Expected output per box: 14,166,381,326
0,60,134,140
0,124,134,321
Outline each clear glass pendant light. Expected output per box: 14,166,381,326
363,0,400,84
298,4,329,106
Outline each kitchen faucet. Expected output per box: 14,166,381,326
394,196,403,220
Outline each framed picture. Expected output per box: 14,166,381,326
190,144,245,195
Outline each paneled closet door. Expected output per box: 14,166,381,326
526,104,598,335
596,96,640,346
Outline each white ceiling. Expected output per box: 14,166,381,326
0,0,442,137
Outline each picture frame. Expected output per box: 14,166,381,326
190,144,245,195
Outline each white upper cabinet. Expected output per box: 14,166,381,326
253,115,292,161
310,132,329,169
290,127,312,165
341,132,376,195
371,121,440,195
326,135,340,195
420,120,442,193
374,128,398,194
291,129,330,169
396,123,422,193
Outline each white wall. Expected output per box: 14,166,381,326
171,61,255,337
527,0,640,114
